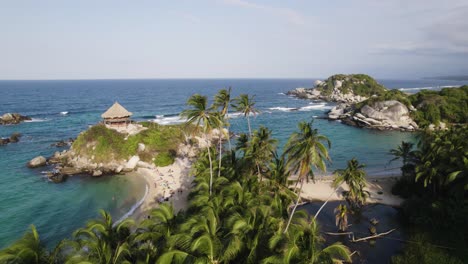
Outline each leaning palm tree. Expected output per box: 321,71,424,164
334,204,349,231
232,94,259,137
181,94,221,196
213,87,232,151
283,121,331,233
0,225,49,264
333,158,369,210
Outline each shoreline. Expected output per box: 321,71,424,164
127,157,194,222
299,174,404,207
118,167,403,225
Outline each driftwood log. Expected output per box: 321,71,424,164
324,228,397,243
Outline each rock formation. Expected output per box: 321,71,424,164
327,101,419,131
0,133,22,146
287,74,386,103
27,156,47,168
0,113,31,125
287,74,423,131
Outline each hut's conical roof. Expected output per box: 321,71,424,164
101,102,133,119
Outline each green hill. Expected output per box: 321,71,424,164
317,74,387,97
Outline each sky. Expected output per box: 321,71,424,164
1,0,467,80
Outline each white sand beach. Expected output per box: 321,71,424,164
131,158,194,221
300,176,404,207
128,158,403,223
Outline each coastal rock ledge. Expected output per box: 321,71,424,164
328,101,419,131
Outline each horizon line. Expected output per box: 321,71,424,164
0,76,432,82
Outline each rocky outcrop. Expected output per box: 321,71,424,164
327,101,419,131
287,74,385,103
51,138,75,147
0,133,22,146
287,85,368,103
123,156,140,172
28,156,47,168
0,113,31,125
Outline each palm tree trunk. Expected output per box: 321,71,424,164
226,109,232,151
247,115,252,137
207,138,214,196
314,184,341,220
284,178,304,233
218,134,222,179
257,163,262,181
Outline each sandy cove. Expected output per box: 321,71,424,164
299,175,404,207
128,162,403,222
130,157,194,221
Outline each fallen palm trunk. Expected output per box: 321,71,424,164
323,228,396,243
351,228,396,242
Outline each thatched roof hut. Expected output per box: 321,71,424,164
101,102,132,125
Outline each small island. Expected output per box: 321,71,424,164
288,74,468,131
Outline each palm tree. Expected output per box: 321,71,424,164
67,210,134,263
266,213,351,263
132,204,177,262
0,225,49,264
181,94,221,196
247,126,278,181
232,94,259,137
160,208,223,263
213,87,232,151
334,204,349,231
333,158,369,210
389,141,416,177
283,121,331,233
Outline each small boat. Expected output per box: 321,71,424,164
60,111,69,115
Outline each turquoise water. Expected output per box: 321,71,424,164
0,78,465,248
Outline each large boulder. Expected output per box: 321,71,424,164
9,133,21,143
0,133,22,146
47,172,67,183
137,143,146,152
123,155,140,172
28,156,47,168
356,100,416,130
60,166,83,175
360,100,409,122
314,80,324,87
0,113,31,125
92,170,103,177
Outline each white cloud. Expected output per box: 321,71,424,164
371,5,468,56
222,0,306,26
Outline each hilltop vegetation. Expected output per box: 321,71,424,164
390,126,468,263
318,74,387,97
408,86,468,127
72,122,188,166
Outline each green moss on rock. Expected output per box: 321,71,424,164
318,74,387,97
72,123,187,163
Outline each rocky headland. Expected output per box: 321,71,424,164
28,122,219,183
288,74,467,131
0,113,31,125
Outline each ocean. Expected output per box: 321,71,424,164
0,78,465,249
